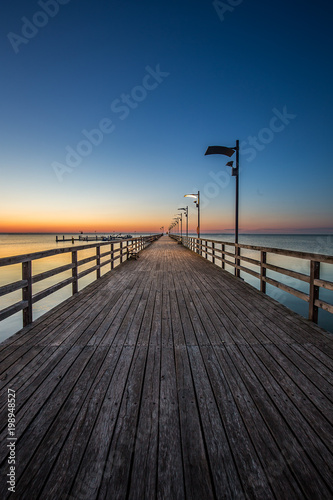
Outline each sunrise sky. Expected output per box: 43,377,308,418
1,0,332,234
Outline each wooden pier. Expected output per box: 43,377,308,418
0,236,333,499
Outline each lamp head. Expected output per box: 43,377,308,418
205,145,235,157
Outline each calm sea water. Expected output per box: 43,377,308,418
0,233,332,341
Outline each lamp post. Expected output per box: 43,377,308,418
176,213,183,238
205,140,240,275
178,207,188,238
173,218,180,235
184,191,200,237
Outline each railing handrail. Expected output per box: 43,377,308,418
176,235,333,264
170,234,333,325
0,234,162,331
0,235,159,267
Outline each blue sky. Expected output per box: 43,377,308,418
1,0,332,233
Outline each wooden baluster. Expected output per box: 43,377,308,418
235,245,240,277
309,260,320,323
212,242,215,265
120,241,123,263
222,244,225,270
111,243,114,269
260,251,266,293
96,246,101,279
72,250,78,295
22,261,32,327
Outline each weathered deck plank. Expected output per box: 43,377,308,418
0,235,333,499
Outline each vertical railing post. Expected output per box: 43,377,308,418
120,241,123,263
260,251,266,293
72,250,78,295
205,240,208,259
111,243,114,269
221,244,225,270
309,260,320,323
22,260,32,327
235,244,240,277
212,242,215,265
96,246,100,279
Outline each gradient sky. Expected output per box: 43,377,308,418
1,0,332,233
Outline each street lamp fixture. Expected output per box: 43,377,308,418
175,213,183,237
205,141,239,244
205,140,240,275
184,192,200,237
178,207,188,237
173,217,180,235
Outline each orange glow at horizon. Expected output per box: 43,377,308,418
1,210,331,234
0,221,165,233
0,214,166,234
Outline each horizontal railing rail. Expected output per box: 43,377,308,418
0,234,162,329
170,234,333,324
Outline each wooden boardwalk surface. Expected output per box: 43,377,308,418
0,235,333,499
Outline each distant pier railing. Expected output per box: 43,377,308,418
171,234,333,324
55,235,129,242
0,234,162,329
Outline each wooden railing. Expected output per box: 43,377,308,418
0,235,162,329
170,235,333,324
